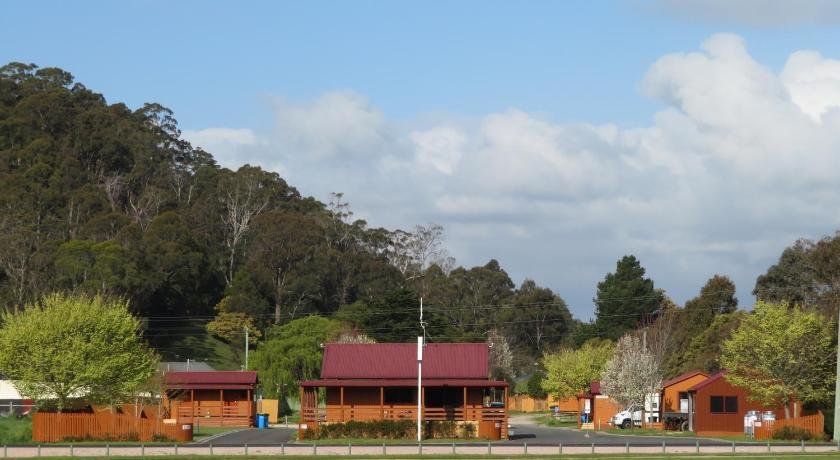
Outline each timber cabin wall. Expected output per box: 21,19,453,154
661,372,708,415
692,375,785,435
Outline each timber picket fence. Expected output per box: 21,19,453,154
753,412,824,440
32,412,192,442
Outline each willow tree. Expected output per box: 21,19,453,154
0,293,158,410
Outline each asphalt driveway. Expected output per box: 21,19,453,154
194,426,296,446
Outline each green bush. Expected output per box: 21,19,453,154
425,421,457,439
772,426,813,441
459,422,476,439
0,415,32,444
303,419,480,440
310,419,416,440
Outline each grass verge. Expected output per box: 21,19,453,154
533,414,578,428
0,415,32,444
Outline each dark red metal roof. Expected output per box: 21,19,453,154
589,380,601,395
320,343,489,379
301,379,508,388
687,371,725,392
661,370,708,389
163,371,257,390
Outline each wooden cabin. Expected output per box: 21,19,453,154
300,343,509,439
687,372,789,436
659,370,708,429
163,371,257,427
576,381,621,430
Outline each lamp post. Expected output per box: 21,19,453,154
417,335,423,442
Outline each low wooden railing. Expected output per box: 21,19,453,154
33,412,192,442
177,405,252,427
301,406,506,423
754,412,824,440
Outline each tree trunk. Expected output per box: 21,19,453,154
783,402,791,419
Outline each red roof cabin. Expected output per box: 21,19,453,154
687,372,791,436
163,371,257,427
300,343,509,439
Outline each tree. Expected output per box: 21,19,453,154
487,328,514,381
503,279,572,357
720,301,834,418
250,316,345,399
219,166,271,285
0,293,158,410
247,212,323,324
600,335,662,418
335,288,425,342
754,240,818,306
663,275,737,376
541,340,614,400
594,256,662,340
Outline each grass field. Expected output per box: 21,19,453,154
0,415,31,444
533,413,579,428
603,427,696,437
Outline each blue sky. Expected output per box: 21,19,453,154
4,1,840,318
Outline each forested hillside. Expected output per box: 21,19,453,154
3,63,838,406
0,63,575,371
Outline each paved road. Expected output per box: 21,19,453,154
503,415,728,446
195,427,296,446
199,415,807,448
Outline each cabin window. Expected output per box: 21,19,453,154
710,396,738,414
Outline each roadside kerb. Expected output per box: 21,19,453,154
3,442,840,456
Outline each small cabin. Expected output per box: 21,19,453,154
687,372,788,436
576,381,621,430
299,343,509,439
163,371,257,427
659,370,709,429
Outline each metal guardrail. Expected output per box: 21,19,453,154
1,441,839,457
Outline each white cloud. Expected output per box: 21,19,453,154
186,34,840,318
182,127,261,169
272,91,395,160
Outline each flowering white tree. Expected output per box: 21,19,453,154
600,334,662,426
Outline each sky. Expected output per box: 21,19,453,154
3,0,840,319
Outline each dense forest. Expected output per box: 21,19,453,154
0,63,578,372
2,63,838,401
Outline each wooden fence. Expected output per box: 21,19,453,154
32,412,193,442
754,412,824,440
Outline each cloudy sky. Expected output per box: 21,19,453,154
4,1,840,318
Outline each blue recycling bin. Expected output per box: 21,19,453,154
256,413,268,428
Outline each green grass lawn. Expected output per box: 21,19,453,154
192,425,245,439
603,427,696,437
533,413,579,428
29,454,840,459
145,320,241,371
0,415,32,444
294,437,494,445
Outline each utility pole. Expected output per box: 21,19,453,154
834,313,840,441
244,327,249,370
417,296,426,443
417,335,423,442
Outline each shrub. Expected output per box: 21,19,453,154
425,421,457,439
772,426,813,441
459,422,476,439
308,419,416,440
303,419,482,440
